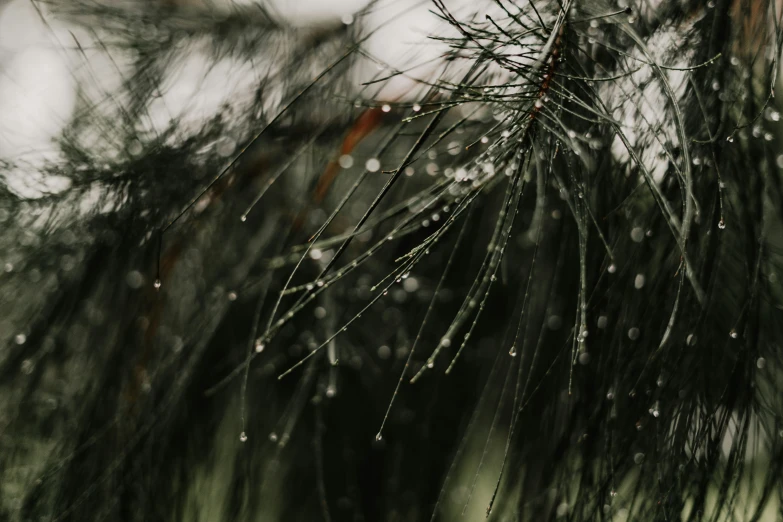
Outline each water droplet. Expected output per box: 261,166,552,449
729,329,738,339
228,291,237,301
426,359,435,369
718,219,726,229
634,274,646,289
726,135,734,143
607,264,616,274
325,385,336,398
628,327,640,340
509,346,517,357
154,278,162,290
756,357,766,369
20,359,34,375
633,452,645,464
338,154,354,169
381,104,391,113
254,339,265,353
630,227,644,243
240,215,247,222
375,432,383,441
412,104,421,112
440,337,451,348
126,271,144,289
269,432,278,442
341,13,354,25
239,431,248,442
578,352,591,365
366,158,381,172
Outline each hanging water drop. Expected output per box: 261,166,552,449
153,278,162,290
239,431,248,442
633,453,645,464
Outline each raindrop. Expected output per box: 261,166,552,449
366,158,381,172
757,357,767,369
628,327,640,340
154,278,162,290
15,333,27,345
338,154,354,168
633,452,645,464
254,339,265,353
630,227,644,243
375,432,383,441
634,274,645,289
126,271,144,289
21,359,34,375
239,432,248,442
607,264,616,274
729,329,738,339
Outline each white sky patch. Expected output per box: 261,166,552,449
0,0,80,199
601,25,695,185
140,40,266,144
354,0,533,102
